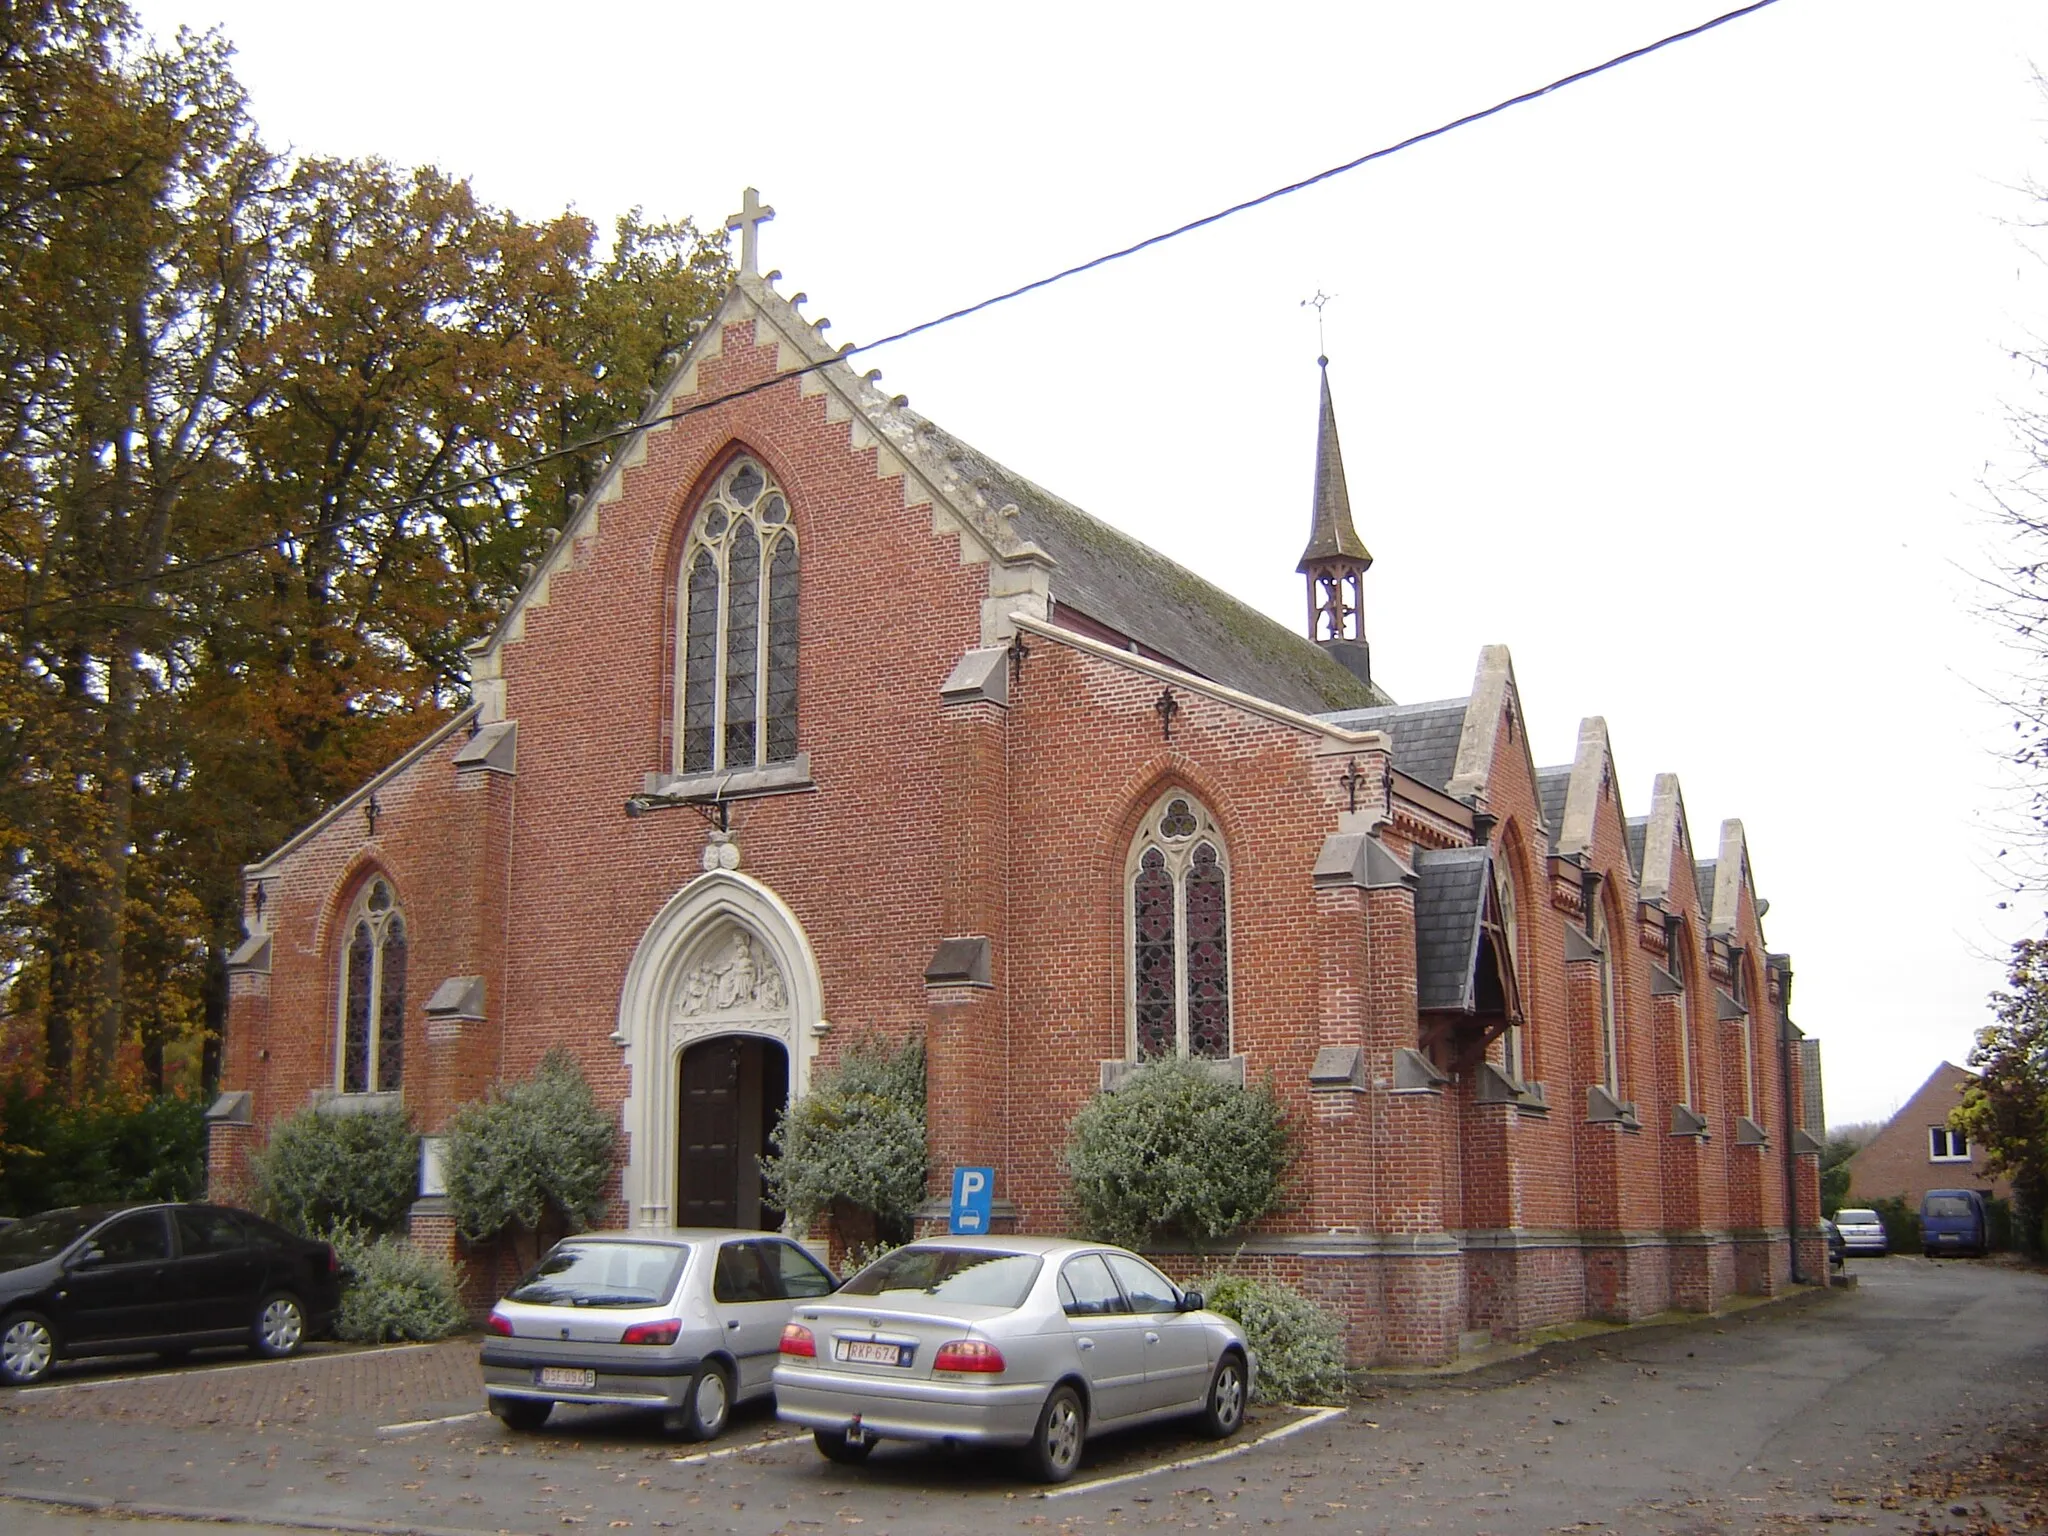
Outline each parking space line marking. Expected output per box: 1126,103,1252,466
1041,1405,1348,1498
671,1435,811,1465
378,1409,489,1436
12,1342,436,1396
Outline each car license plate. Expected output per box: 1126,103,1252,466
538,1367,596,1390
834,1339,911,1367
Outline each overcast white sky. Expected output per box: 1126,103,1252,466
132,0,2048,1126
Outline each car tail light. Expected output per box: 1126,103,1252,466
620,1319,680,1346
779,1324,816,1357
486,1311,514,1337
933,1340,1004,1373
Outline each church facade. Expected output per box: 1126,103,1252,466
207,254,1826,1365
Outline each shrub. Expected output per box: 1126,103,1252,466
0,1077,206,1217
443,1048,617,1245
1198,1272,1349,1405
1866,1194,1921,1254
249,1103,418,1237
1063,1058,1290,1249
761,1036,925,1245
329,1225,464,1343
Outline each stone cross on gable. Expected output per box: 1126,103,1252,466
726,187,775,276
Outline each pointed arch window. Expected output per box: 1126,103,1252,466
677,457,799,775
1495,849,1526,1081
1589,893,1622,1099
338,877,406,1095
1127,794,1231,1060
1667,918,1696,1108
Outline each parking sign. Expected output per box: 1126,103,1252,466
950,1166,994,1234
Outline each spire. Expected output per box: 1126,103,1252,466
1297,358,1372,572
1297,360,1374,683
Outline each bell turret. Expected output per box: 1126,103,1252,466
1297,358,1373,685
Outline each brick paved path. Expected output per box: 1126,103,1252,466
13,1340,483,1431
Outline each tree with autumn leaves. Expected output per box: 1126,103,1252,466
0,1,731,1102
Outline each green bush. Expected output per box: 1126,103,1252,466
329,1225,464,1343
761,1036,926,1244
0,1077,205,1217
1198,1272,1349,1405
1064,1058,1290,1249
249,1103,418,1237
1986,1196,2015,1252
443,1048,618,1244
1866,1194,1921,1254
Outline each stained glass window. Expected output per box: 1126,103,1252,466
337,879,406,1096
1126,795,1231,1061
676,457,799,774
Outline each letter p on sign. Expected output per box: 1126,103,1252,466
950,1166,994,1234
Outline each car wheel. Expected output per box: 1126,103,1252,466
252,1292,305,1359
664,1362,731,1441
491,1397,554,1432
813,1428,874,1465
1198,1351,1248,1438
1024,1383,1085,1484
0,1312,57,1387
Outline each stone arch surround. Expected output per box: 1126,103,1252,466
616,870,826,1226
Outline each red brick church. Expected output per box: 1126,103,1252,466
207,203,1826,1364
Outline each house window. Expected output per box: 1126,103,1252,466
1128,793,1231,1061
677,457,799,775
339,877,406,1095
1929,1126,1970,1162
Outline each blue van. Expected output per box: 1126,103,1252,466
1920,1189,1988,1257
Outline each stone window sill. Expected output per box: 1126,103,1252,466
645,755,812,803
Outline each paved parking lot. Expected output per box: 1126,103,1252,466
1,1258,2044,1535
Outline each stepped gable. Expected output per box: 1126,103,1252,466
1318,697,1470,791
914,422,1390,715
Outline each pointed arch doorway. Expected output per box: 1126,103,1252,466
617,872,824,1229
676,1034,788,1229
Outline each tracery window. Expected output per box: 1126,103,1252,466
1668,919,1696,1108
338,877,406,1095
1127,793,1231,1060
676,456,799,775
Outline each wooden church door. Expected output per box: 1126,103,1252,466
676,1036,788,1229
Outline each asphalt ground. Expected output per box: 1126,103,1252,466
0,1255,2042,1535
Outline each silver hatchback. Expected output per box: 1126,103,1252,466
1833,1208,1888,1257
481,1229,835,1439
772,1235,1253,1483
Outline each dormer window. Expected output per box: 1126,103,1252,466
677,457,799,775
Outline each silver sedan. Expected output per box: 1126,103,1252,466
771,1235,1253,1482
481,1229,835,1439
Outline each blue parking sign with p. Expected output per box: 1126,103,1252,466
950,1166,994,1234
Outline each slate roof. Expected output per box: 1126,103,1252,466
916,423,1392,716
1415,846,1491,1012
1536,767,1571,853
1625,816,1648,879
1316,698,1471,791
1694,858,1717,919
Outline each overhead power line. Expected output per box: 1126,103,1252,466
3,0,1783,624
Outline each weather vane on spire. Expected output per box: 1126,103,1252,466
1301,289,1336,365
726,187,775,276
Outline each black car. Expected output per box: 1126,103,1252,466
0,1202,341,1386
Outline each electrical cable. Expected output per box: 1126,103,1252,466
0,0,1783,624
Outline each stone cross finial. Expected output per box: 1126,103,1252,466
726,187,775,275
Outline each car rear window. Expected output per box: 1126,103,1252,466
508,1241,688,1308
1836,1210,1879,1224
1924,1196,1973,1218
838,1246,1042,1308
